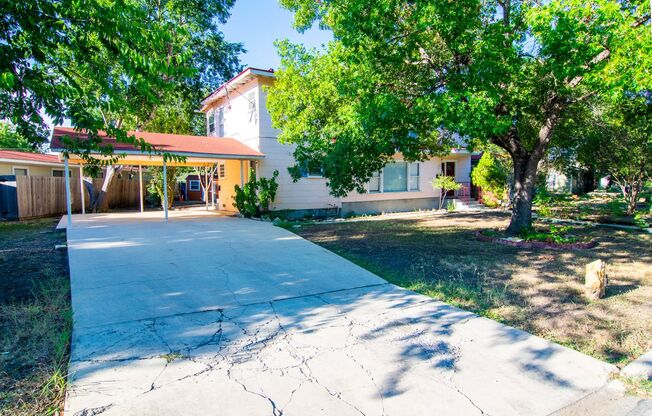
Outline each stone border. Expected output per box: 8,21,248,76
475,230,597,251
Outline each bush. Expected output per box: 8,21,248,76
471,153,509,205
233,169,279,218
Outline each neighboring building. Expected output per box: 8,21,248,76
201,67,478,217
0,150,80,178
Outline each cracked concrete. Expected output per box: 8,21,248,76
63,213,619,416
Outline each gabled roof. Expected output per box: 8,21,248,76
0,150,62,165
50,127,264,160
201,67,275,111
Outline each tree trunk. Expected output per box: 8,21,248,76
506,155,538,235
91,165,122,212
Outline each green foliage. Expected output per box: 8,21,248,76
233,170,280,218
432,175,462,210
1,0,242,156
472,153,509,206
0,122,33,151
147,167,182,209
272,0,652,233
633,212,649,229
519,225,580,244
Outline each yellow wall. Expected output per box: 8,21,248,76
0,162,79,177
217,159,251,212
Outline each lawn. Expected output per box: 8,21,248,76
534,190,651,227
290,212,651,367
0,218,72,416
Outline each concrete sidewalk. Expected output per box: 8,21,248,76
63,213,622,416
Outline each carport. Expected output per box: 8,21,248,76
50,127,264,226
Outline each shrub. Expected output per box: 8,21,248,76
233,169,279,218
471,153,509,205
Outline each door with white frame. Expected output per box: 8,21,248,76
440,161,456,197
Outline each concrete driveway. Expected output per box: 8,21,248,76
63,212,618,416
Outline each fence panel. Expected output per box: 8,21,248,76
13,176,141,219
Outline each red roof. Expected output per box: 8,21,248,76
0,150,61,163
50,127,264,158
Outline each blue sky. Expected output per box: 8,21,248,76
221,0,332,70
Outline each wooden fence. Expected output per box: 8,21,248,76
0,175,142,220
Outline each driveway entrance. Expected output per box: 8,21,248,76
64,213,617,415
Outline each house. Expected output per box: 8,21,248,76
0,150,80,178
200,67,478,217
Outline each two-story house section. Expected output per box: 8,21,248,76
200,67,477,218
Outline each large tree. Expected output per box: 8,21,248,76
1,0,242,159
269,0,651,234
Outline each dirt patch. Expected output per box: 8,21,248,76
0,218,72,415
292,212,652,366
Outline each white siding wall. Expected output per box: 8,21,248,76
205,74,474,211
257,85,339,210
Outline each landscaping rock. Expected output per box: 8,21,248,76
585,260,607,300
272,217,282,226
621,350,652,381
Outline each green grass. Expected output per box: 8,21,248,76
0,218,72,416
620,377,652,398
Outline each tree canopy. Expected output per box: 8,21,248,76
270,0,652,233
1,0,242,161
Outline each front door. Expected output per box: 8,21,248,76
441,161,456,196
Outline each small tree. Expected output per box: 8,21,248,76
432,176,462,210
147,166,180,210
471,153,510,208
233,169,280,217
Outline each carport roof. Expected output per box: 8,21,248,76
50,127,264,160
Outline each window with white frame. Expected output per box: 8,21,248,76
368,170,381,193
13,167,28,176
216,107,225,136
409,162,420,191
189,180,201,191
368,162,420,193
207,111,215,134
247,92,257,123
300,161,323,178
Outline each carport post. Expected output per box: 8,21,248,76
205,168,209,210
163,159,169,221
240,160,244,187
138,165,144,213
64,156,72,226
79,164,85,215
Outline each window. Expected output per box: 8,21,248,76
52,169,70,178
207,111,215,134
368,171,381,193
409,163,420,191
382,162,408,192
247,92,257,123
218,163,226,178
189,180,201,191
216,107,225,136
300,161,323,178
13,167,28,176
368,162,420,193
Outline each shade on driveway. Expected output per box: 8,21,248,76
64,212,618,415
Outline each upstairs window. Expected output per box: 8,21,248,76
207,111,215,134
216,107,225,136
247,92,257,124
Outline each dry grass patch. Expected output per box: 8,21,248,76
291,212,651,366
0,218,72,416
